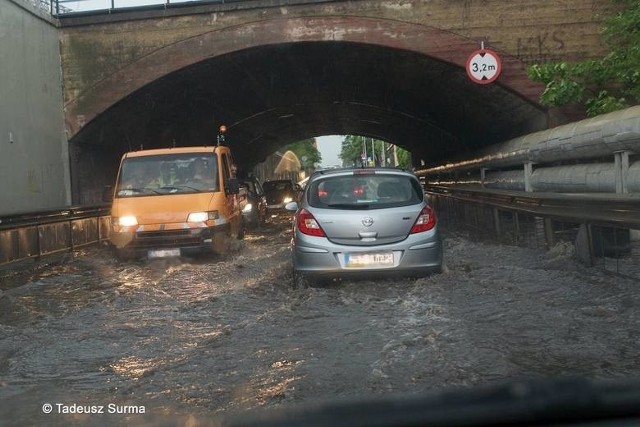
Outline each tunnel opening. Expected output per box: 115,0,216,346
68,41,546,204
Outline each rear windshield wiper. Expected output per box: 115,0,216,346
326,203,371,209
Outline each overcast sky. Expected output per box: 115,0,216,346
315,135,343,167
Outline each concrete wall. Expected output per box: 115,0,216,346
0,0,70,215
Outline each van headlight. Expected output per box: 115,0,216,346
115,216,138,227
187,211,219,222
242,203,253,213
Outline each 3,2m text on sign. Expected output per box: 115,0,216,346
466,49,502,84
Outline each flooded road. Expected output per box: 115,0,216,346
1,215,640,426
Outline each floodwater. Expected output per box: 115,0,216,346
1,215,639,426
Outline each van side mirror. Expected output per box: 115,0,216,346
226,177,240,195
102,185,113,203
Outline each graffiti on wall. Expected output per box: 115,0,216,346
516,31,566,65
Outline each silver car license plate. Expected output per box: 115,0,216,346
148,248,180,259
346,252,394,268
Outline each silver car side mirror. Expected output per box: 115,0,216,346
284,201,298,211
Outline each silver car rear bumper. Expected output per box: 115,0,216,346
291,229,442,278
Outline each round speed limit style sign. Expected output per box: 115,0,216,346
466,49,502,84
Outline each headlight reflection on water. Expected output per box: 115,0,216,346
110,356,164,380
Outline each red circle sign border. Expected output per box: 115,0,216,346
466,48,502,85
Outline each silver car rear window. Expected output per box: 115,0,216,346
308,174,423,209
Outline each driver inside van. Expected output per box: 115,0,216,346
156,162,177,187
123,166,155,190
187,158,213,187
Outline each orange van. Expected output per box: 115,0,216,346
108,144,245,259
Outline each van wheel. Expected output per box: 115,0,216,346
212,232,227,255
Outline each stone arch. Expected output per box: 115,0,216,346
65,15,543,138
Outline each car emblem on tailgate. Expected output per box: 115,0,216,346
362,217,374,227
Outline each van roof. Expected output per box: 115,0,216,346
123,146,229,158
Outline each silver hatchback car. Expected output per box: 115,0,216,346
286,167,442,286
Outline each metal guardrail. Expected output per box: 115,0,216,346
3,188,639,277
0,205,111,268
426,185,640,280
425,186,640,229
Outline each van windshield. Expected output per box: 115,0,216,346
115,153,218,198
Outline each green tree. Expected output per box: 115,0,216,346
396,147,412,169
340,135,412,168
527,0,640,116
340,135,367,167
283,138,322,168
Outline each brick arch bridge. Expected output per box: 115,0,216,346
58,0,615,202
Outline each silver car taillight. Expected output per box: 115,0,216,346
410,206,436,234
297,208,326,237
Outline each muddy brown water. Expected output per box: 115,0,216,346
1,215,639,426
